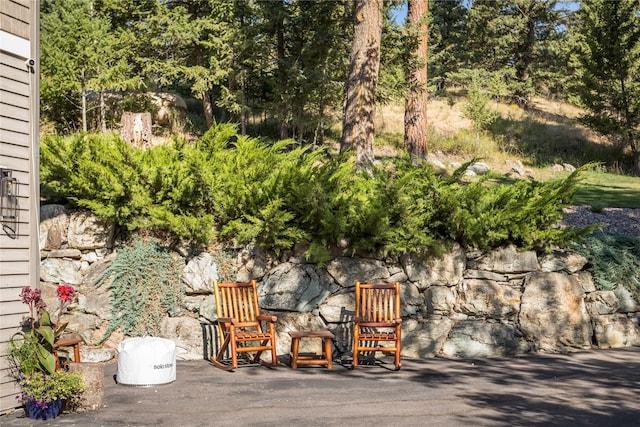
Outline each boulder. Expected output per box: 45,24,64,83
161,316,207,360
425,285,456,315
519,272,592,352
259,262,338,312
39,205,69,251
183,252,218,294
274,312,328,357
540,251,588,273
68,211,114,250
326,257,390,288
318,293,355,323
441,320,526,358
40,258,87,285
402,317,453,358
469,245,538,273
457,279,521,320
592,313,640,348
402,243,465,289
585,290,619,315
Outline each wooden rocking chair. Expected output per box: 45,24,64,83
211,280,278,370
352,281,402,370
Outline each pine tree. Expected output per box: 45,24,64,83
404,0,429,161
40,0,140,132
341,0,384,171
571,0,640,171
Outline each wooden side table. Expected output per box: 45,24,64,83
289,330,334,369
53,336,82,370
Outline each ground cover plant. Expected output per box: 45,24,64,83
571,233,640,301
40,124,592,261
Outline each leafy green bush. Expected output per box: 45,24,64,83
95,239,183,342
40,124,590,258
571,233,640,302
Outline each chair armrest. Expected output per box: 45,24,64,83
217,317,236,324
395,318,403,324
257,315,277,323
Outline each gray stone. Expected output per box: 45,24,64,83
183,252,218,294
259,263,337,312
519,272,592,352
540,252,588,273
464,269,509,282
577,271,596,293
77,291,112,321
46,248,82,259
318,293,355,323
81,251,99,263
505,159,526,177
161,316,207,360
457,279,521,320
402,282,426,316
402,244,465,289
615,285,640,313
64,312,104,344
80,348,116,363
441,320,525,358
82,255,114,287
467,162,490,175
41,258,85,285
425,285,456,315
183,294,217,322
585,290,619,315
563,163,576,172
39,206,69,251
426,157,446,170
470,245,538,273
236,244,272,282
402,318,453,358
326,257,389,288
68,211,114,249
592,313,640,348
275,312,328,357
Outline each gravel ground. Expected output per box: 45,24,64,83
560,205,640,237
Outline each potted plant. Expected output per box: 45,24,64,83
8,284,85,420
17,370,85,420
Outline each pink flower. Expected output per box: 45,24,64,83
56,285,75,303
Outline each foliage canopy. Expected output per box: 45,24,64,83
41,124,591,260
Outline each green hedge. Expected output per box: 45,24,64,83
40,124,592,259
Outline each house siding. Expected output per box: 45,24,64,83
0,0,39,413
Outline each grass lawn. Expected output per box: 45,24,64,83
574,172,640,210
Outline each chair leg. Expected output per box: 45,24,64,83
210,334,235,371
352,328,359,368
395,328,402,370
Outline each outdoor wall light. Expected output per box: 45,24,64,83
0,168,19,239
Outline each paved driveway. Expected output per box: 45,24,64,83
2,347,639,426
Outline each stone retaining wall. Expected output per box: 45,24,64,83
38,206,640,361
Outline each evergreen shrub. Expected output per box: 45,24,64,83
571,233,640,302
95,239,183,342
40,124,590,258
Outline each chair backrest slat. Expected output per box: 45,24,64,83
214,281,262,323
355,282,400,323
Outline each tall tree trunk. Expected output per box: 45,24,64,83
202,92,214,129
81,68,87,133
276,1,288,140
404,0,429,161
100,90,107,133
341,0,383,170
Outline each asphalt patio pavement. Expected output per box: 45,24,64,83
2,347,639,427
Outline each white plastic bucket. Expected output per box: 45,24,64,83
117,337,176,386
